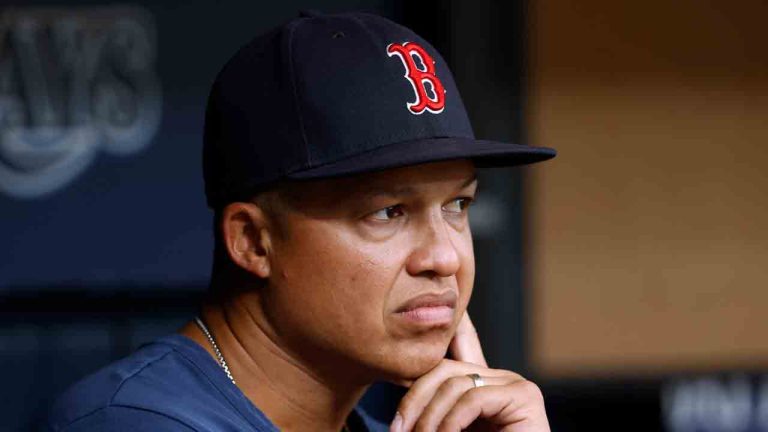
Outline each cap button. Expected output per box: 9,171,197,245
298,9,322,18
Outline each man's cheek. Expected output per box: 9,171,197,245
458,253,475,298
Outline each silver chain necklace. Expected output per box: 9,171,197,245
194,316,353,432
194,316,237,385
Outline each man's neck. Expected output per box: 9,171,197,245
180,292,370,432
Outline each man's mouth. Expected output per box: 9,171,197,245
394,291,457,326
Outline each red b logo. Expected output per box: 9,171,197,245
386,42,446,115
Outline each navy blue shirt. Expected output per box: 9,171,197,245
45,334,388,431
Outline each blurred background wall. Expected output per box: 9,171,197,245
529,0,768,376
1,0,766,431
527,0,768,430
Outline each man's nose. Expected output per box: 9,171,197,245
405,214,461,278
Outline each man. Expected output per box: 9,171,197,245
46,10,555,432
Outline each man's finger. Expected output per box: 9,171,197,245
390,377,415,388
448,312,488,367
413,375,512,432
438,380,549,432
394,360,511,432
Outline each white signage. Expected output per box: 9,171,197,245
0,6,161,198
664,375,768,432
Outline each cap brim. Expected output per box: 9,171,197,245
286,137,556,180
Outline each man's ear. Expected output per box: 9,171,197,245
220,202,273,278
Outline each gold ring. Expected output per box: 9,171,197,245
467,373,485,388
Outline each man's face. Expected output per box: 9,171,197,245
260,159,477,382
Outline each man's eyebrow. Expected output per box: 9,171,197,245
357,173,478,198
461,173,478,188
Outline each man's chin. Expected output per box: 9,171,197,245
376,343,448,383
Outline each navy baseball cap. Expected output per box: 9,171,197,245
203,10,556,208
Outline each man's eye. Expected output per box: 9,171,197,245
370,205,405,221
443,197,473,214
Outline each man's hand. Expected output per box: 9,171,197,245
390,313,550,432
